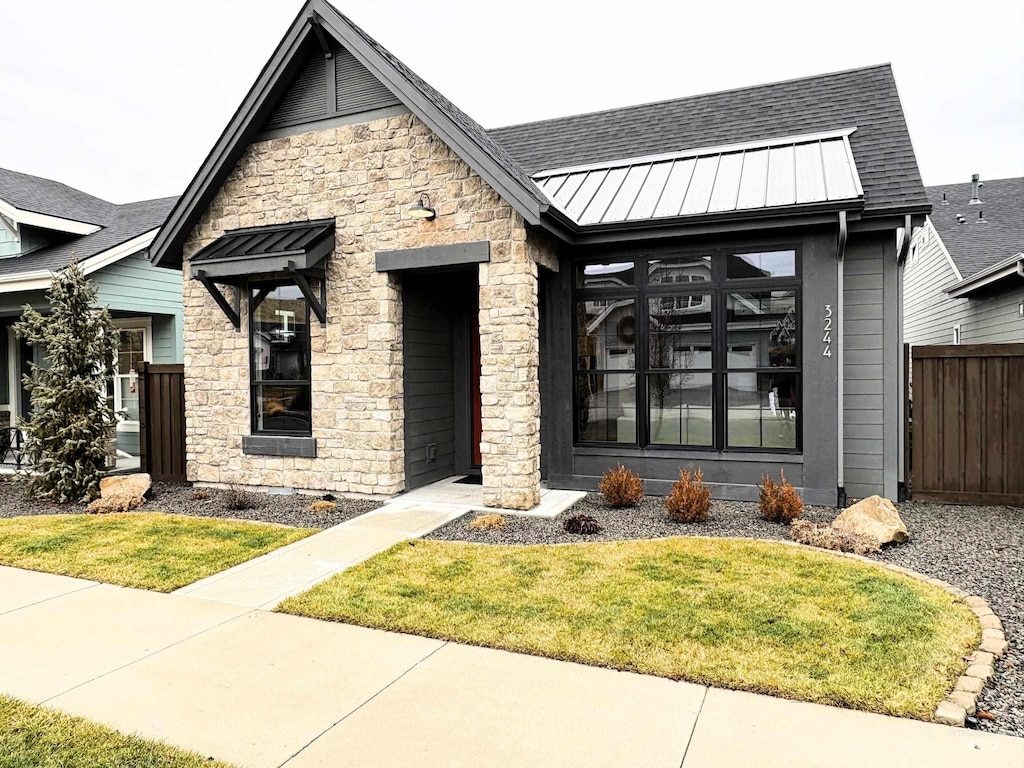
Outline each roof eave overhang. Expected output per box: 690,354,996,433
541,199,866,246
0,197,102,236
945,253,1024,298
150,0,544,271
0,228,159,294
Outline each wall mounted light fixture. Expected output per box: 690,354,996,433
408,192,436,220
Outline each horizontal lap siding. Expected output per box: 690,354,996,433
905,223,1024,345
93,253,183,318
844,241,884,497
403,279,456,489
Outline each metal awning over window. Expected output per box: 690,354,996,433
533,129,864,227
188,219,334,329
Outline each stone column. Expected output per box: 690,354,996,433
478,227,541,510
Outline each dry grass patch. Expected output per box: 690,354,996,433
0,695,234,767
279,537,979,719
0,513,313,592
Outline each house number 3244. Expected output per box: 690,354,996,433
822,305,833,358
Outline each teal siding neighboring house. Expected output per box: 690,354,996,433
0,166,180,456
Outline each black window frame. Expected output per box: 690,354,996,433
248,279,314,437
572,244,802,453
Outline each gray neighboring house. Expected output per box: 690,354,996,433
0,167,181,456
904,175,1023,345
150,0,929,507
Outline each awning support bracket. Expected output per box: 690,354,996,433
195,270,240,330
288,261,327,325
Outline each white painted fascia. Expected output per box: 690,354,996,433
946,252,1024,298
0,229,159,293
0,197,102,236
914,218,963,282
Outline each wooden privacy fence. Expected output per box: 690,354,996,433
911,344,1024,505
137,362,187,483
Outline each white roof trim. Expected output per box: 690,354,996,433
0,228,159,293
533,128,859,178
0,197,102,236
945,252,1024,298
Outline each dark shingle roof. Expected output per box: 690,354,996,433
926,177,1024,278
0,166,116,226
0,196,178,276
487,64,927,216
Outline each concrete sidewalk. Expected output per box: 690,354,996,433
173,503,469,609
0,566,1021,768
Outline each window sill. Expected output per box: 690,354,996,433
117,422,140,433
573,444,803,464
242,435,317,458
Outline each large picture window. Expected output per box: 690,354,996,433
249,283,312,436
574,248,800,452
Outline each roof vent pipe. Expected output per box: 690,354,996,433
977,210,987,223
956,214,966,224
941,192,948,205
969,173,984,204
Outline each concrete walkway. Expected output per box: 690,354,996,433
174,503,469,609
1,566,1021,768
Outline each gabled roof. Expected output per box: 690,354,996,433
489,64,927,217
0,196,178,280
0,166,115,227
925,177,1024,279
151,4,928,268
149,0,550,270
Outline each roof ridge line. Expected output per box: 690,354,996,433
487,64,893,133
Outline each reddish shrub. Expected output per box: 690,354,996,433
665,468,711,523
759,469,803,523
598,465,644,507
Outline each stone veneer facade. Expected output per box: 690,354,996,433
182,113,555,509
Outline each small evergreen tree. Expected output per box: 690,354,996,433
14,262,119,502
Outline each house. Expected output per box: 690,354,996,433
149,0,928,508
0,167,181,456
904,175,1023,345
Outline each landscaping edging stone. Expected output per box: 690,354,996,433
794,543,1007,728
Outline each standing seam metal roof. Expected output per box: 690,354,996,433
533,130,863,225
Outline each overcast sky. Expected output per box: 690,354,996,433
2,0,1022,203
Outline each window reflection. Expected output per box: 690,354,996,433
251,284,311,435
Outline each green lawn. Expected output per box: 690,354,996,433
0,513,313,592
279,537,979,719
0,695,233,768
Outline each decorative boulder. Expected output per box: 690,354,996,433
87,473,152,514
831,495,908,544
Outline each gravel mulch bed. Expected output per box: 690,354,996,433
428,494,1024,738
0,479,381,529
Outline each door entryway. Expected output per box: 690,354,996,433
402,271,481,491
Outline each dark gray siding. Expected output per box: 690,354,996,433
905,222,1024,345
265,44,402,131
842,234,890,499
403,275,456,489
